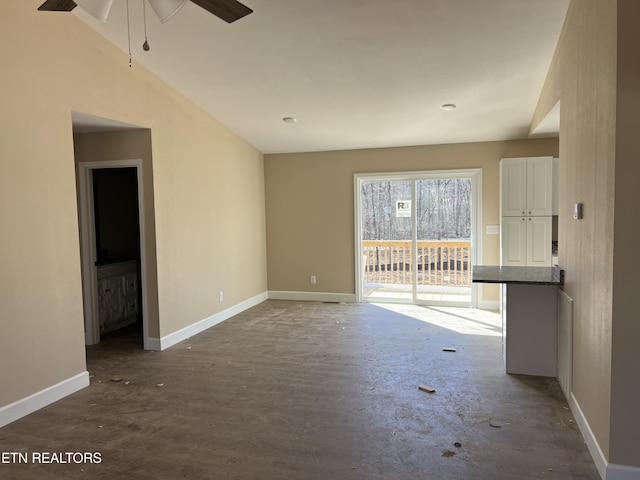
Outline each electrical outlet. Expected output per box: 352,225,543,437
219,291,224,302
310,275,317,284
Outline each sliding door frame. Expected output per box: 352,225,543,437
354,168,482,306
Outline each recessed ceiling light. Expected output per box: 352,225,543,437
282,116,298,124
441,104,457,111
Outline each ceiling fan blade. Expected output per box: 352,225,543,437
38,0,77,11
190,0,253,23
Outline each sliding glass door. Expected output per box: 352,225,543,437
355,169,480,306
359,179,413,301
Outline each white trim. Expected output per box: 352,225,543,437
353,174,362,302
568,392,640,479
569,391,607,480
354,168,482,307
145,337,162,351
157,293,268,350
77,164,99,345
77,160,153,349
268,291,356,303
0,372,90,428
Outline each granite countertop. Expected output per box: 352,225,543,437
472,265,564,285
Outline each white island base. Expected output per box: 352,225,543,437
502,283,558,377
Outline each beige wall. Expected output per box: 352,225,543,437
0,2,266,407
534,0,640,470
610,0,640,468
553,0,616,459
265,138,558,301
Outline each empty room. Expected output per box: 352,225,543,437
1,1,639,479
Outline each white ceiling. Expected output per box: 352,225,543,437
70,0,568,153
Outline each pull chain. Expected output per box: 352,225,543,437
143,0,150,51
126,0,132,67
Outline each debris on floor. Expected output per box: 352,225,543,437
454,442,462,448
156,383,164,387
442,347,457,352
441,449,456,458
110,377,122,382
418,384,436,393
489,419,503,428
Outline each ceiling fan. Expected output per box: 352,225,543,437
38,0,253,24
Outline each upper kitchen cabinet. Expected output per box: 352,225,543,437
501,157,553,217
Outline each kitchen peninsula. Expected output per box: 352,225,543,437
473,265,564,377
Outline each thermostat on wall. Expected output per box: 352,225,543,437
573,202,583,220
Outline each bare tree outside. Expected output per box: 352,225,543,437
360,178,473,296
361,179,472,241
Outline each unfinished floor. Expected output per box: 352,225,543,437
0,300,599,479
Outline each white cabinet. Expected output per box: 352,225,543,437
552,157,559,215
501,217,527,265
501,157,553,217
527,216,553,266
500,157,553,266
501,216,552,266
501,159,528,217
97,260,139,335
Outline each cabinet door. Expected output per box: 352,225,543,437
526,157,553,216
552,158,559,215
501,216,527,266
527,216,552,266
97,276,124,334
501,158,527,216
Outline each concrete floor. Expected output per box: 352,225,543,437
0,300,599,479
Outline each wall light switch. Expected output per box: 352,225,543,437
486,225,500,235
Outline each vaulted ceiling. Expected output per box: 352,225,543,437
68,0,569,153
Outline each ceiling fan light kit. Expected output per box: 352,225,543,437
74,0,113,22
147,0,188,23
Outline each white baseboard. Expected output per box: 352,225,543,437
144,336,162,351
0,371,90,429
268,290,356,303
158,292,268,350
569,391,607,479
